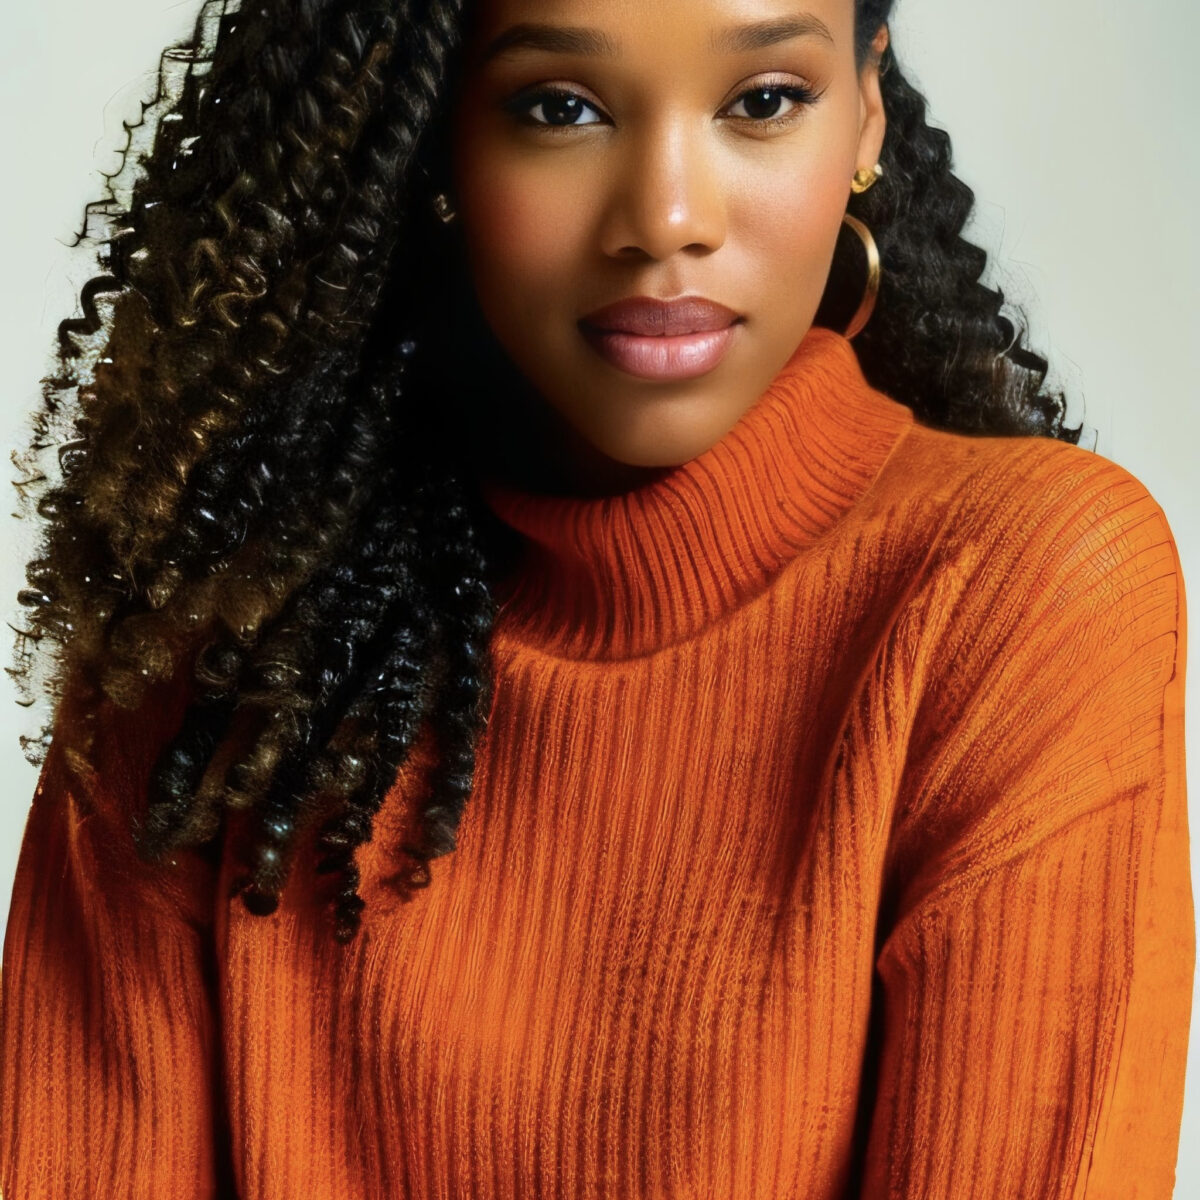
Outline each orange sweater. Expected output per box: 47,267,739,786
1,326,1192,1199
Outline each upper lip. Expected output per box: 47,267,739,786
579,295,741,336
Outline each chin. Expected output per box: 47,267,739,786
588,420,729,471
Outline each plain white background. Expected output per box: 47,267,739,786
1,0,1197,1191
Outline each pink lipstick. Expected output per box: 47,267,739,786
578,295,743,381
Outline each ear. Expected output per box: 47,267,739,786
856,24,890,169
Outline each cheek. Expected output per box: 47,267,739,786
734,159,849,294
456,146,589,300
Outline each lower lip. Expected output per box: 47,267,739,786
579,322,740,381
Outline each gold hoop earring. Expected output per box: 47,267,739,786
431,191,457,224
839,213,880,340
850,163,883,194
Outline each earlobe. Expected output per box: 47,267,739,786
856,74,882,151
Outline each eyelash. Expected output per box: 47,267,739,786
504,77,824,134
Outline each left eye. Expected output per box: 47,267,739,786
725,84,817,121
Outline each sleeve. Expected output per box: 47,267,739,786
857,470,1193,1199
0,671,228,1198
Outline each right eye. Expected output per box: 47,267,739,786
505,86,606,129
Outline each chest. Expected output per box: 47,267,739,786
218,600,910,1197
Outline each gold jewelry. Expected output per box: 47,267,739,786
431,191,457,224
850,163,883,194
839,213,880,340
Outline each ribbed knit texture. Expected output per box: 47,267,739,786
1,326,1191,1199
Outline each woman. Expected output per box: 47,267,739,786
1,0,1191,1196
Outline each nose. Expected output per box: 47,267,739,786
597,118,727,261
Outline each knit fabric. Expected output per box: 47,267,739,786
1,326,1191,1199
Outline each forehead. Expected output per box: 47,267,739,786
461,0,855,58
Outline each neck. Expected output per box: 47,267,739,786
473,325,916,662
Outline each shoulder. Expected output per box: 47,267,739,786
885,431,1185,904
880,426,1184,781
884,421,1182,616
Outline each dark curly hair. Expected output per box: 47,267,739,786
9,0,1083,944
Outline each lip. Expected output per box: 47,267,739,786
578,295,743,382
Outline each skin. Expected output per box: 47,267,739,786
448,0,889,496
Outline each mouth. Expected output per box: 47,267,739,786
578,295,744,382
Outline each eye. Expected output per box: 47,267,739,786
503,78,824,133
504,86,605,129
724,81,822,126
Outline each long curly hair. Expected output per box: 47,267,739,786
10,0,1083,944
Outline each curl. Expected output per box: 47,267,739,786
12,0,1082,947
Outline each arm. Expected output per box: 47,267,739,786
858,475,1192,1198
0,671,227,1198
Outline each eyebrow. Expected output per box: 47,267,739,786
478,13,835,65
714,14,836,53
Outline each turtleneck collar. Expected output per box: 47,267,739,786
476,325,914,662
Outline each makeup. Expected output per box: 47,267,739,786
578,296,743,382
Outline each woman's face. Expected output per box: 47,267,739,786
449,0,887,486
